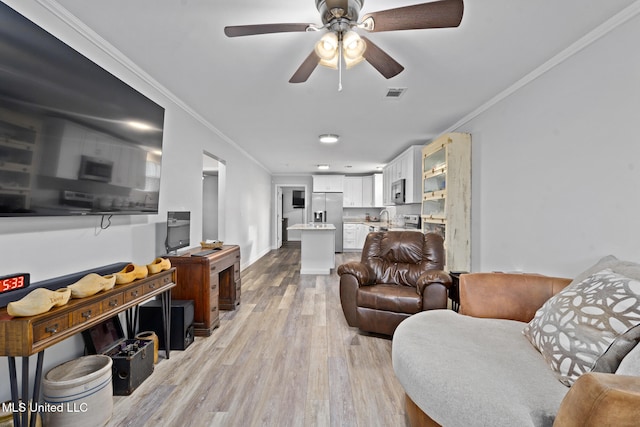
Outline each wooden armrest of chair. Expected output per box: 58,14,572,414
554,372,640,426
459,273,572,322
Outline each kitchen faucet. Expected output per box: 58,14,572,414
380,209,391,226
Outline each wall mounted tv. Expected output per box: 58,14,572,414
0,3,165,217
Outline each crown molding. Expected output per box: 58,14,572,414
442,0,640,135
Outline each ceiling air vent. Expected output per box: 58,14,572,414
385,87,407,99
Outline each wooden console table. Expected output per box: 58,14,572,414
0,268,176,427
168,245,240,336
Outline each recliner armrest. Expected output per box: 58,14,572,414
416,270,452,295
337,262,375,286
554,372,640,427
460,273,572,322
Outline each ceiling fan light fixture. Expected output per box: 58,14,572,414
319,134,339,143
315,33,338,58
344,53,365,69
315,32,339,69
342,31,365,56
342,30,366,69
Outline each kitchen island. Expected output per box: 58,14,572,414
286,223,336,275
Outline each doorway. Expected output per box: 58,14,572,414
274,184,308,249
202,152,225,242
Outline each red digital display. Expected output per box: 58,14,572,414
0,273,30,294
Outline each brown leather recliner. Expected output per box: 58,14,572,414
337,231,451,336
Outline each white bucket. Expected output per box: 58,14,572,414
42,355,113,427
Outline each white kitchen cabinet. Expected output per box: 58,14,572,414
382,145,422,205
421,132,471,271
343,176,363,207
343,175,380,207
404,146,423,204
344,223,370,251
373,173,383,207
343,223,359,251
356,224,369,249
383,165,392,205
313,174,344,192
361,175,373,207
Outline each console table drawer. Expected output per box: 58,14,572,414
124,285,144,302
102,293,124,311
34,316,69,342
144,275,170,294
71,302,102,326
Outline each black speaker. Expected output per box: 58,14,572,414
139,299,195,350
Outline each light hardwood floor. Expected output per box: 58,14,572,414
108,243,408,427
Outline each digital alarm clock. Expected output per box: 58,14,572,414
0,273,30,294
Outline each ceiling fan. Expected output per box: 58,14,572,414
224,0,464,85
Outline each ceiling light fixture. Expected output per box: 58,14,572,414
342,31,366,69
317,164,330,170
319,134,339,144
313,30,367,91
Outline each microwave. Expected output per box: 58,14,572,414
392,179,405,204
78,155,114,183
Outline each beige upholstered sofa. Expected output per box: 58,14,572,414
392,256,640,426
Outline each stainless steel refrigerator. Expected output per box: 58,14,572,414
312,192,343,253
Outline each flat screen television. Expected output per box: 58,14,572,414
292,190,305,208
0,3,165,216
166,211,190,254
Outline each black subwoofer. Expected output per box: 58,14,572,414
139,299,195,350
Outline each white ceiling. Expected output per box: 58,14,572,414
51,0,637,174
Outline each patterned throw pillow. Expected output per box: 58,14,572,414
522,268,640,386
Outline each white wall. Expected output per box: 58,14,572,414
456,12,640,277
0,0,272,402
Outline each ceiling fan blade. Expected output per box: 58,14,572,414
224,23,313,37
361,36,404,79
361,0,464,33
289,51,320,83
